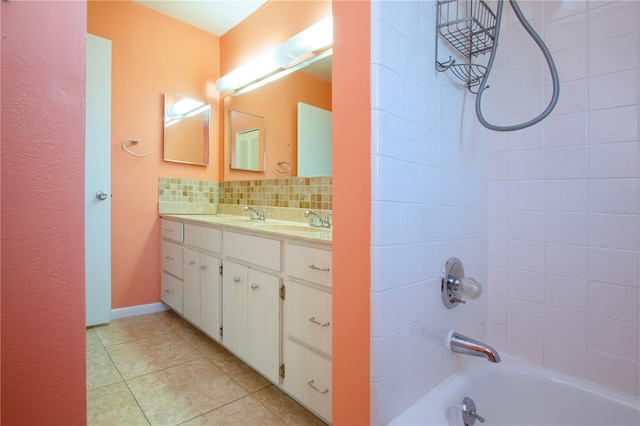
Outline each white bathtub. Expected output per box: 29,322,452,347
389,355,639,426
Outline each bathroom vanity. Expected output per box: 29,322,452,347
159,214,332,422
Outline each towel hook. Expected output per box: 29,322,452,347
275,160,291,174
122,138,151,157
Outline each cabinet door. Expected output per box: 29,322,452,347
247,269,281,383
183,248,201,325
200,253,221,342
161,240,184,279
222,261,248,356
284,281,332,356
283,339,332,422
161,272,183,314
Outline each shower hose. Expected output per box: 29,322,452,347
476,0,560,132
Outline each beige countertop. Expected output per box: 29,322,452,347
160,214,332,245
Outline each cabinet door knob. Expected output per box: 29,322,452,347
250,283,258,290
234,277,241,283
190,260,196,266
201,265,207,270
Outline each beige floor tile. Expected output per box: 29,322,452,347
182,395,285,426
93,314,173,346
87,328,103,352
127,357,248,426
208,349,271,393
154,309,190,329
87,381,149,426
178,326,226,357
87,347,123,391
107,331,202,379
253,385,326,426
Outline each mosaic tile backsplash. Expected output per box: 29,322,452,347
158,176,332,210
219,177,332,210
158,178,219,203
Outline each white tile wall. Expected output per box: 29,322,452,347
486,0,640,398
370,1,490,423
371,1,639,423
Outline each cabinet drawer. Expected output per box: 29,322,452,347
283,339,332,422
184,224,222,253
284,244,332,287
161,219,183,242
161,272,183,314
223,231,281,271
161,240,183,278
284,281,331,356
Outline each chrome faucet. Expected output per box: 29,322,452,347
450,332,500,363
244,206,266,221
304,210,331,228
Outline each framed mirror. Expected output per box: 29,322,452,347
229,110,265,171
163,92,210,166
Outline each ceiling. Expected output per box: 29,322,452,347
133,0,268,36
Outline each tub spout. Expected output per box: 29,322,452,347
450,332,501,363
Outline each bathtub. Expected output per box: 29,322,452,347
389,355,639,426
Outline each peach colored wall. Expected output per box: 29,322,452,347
332,0,370,424
223,70,331,180
88,1,220,308
1,1,86,422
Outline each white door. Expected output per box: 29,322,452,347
85,34,112,326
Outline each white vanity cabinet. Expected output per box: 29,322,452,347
161,219,184,313
183,223,222,341
159,216,332,423
282,242,333,421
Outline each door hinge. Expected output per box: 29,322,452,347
220,326,223,338
279,363,285,379
219,264,223,275
280,285,286,300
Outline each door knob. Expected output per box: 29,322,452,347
96,191,109,201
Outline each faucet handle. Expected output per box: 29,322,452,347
462,397,485,425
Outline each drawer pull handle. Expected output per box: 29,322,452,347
164,289,173,294
190,260,196,266
234,277,241,283
307,380,329,395
250,283,259,290
164,256,174,260
308,264,330,272
308,317,330,327
165,228,173,232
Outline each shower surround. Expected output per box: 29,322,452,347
370,1,639,424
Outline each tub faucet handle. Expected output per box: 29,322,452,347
462,397,485,426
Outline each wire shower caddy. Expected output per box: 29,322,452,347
436,0,497,93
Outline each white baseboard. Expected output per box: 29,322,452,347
111,302,169,320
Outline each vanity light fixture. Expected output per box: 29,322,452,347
216,15,333,95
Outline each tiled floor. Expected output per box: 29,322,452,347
87,311,326,426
